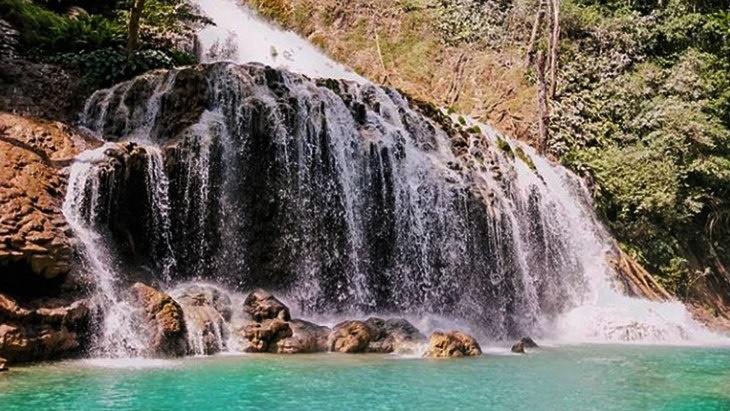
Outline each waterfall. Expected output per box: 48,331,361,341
63,143,177,357
60,0,722,357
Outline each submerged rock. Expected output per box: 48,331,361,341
329,317,426,354
242,290,291,322
130,283,188,357
511,337,538,354
424,331,482,358
0,293,90,363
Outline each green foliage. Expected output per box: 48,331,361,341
0,0,125,54
2,0,202,90
434,0,512,45
551,0,730,282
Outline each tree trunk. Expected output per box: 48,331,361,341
536,51,549,155
548,0,560,98
127,0,146,56
525,0,546,68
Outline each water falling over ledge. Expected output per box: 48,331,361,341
60,59,724,356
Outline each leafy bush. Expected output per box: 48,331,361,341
0,0,125,54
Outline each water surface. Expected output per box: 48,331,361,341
1,345,729,411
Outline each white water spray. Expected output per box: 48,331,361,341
194,0,364,82
63,145,147,357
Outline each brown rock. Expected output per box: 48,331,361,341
173,284,233,355
363,318,426,353
424,331,482,358
242,290,291,322
328,320,373,353
329,318,425,354
511,336,538,354
0,113,98,296
130,283,188,357
275,319,331,354
0,292,91,363
243,318,292,353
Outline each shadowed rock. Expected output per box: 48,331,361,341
511,337,538,354
424,331,482,358
0,293,90,363
242,290,291,322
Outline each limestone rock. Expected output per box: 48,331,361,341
275,319,330,354
329,320,373,353
0,292,91,363
242,318,292,353
0,113,97,295
173,284,232,355
424,331,482,358
130,283,188,357
329,318,426,354
242,290,291,322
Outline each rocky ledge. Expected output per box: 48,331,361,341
0,113,97,295
135,285,485,359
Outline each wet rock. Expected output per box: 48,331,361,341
511,337,538,354
242,318,292,353
0,114,97,296
328,320,372,353
424,331,482,358
0,292,91,363
130,283,188,357
0,356,7,372
275,319,330,354
173,284,232,355
329,318,426,354
242,290,291,322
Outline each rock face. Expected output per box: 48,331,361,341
0,113,95,296
242,290,291,322
424,331,482,358
0,292,90,363
0,56,84,122
328,317,426,354
130,283,188,357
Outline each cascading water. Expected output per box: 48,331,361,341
62,0,723,357
63,142,178,357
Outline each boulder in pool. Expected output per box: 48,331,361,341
130,283,188,357
424,331,482,358
243,318,292,353
511,337,538,354
275,319,331,354
242,290,290,322
328,318,426,354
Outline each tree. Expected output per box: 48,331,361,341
126,0,145,55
